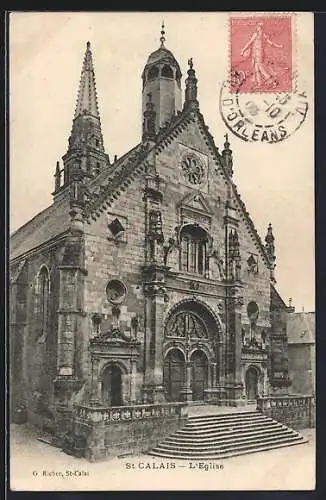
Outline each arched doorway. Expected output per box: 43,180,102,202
245,366,259,401
101,364,123,406
191,350,208,401
163,349,185,402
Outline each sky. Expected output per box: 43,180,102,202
9,12,315,312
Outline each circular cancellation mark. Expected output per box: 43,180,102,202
219,78,308,144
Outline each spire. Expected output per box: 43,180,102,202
57,42,110,200
184,58,199,109
160,21,166,47
222,133,234,177
74,41,100,119
67,41,105,154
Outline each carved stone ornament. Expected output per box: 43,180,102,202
165,310,208,339
181,153,205,185
91,326,139,345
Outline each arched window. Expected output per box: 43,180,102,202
93,162,100,176
35,266,50,340
180,226,208,275
148,66,159,81
161,64,174,79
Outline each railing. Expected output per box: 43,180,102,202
257,394,315,429
74,402,188,424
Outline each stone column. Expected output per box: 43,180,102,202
211,362,217,387
180,362,193,402
89,356,100,404
216,338,226,403
130,359,137,404
142,268,167,403
224,289,245,406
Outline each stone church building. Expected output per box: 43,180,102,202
10,29,292,430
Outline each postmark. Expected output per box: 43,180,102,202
219,77,308,144
230,15,293,94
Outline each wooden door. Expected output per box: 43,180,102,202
245,367,258,400
102,364,122,406
163,349,185,402
191,350,208,401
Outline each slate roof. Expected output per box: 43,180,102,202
287,312,315,344
10,197,71,261
146,46,181,71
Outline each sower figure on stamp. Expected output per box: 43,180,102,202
240,22,283,89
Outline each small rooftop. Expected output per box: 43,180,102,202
287,311,315,344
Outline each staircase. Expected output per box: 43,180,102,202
149,411,307,460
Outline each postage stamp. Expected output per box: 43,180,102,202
230,15,293,93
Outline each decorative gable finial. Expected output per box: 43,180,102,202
265,222,276,283
160,21,166,47
54,160,61,192
222,133,233,177
184,57,199,109
142,92,156,142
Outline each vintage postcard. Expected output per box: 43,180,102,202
9,11,315,491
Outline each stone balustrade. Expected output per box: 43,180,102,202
74,401,188,424
257,394,315,429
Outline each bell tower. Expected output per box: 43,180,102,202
141,23,182,136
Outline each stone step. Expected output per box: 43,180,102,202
165,426,294,445
148,411,307,460
152,434,305,458
188,411,258,422
158,429,297,451
149,437,307,460
176,420,279,436
184,415,273,429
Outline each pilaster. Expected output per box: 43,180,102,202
54,233,86,402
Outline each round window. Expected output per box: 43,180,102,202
247,301,259,321
106,280,126,304
181,154,204,185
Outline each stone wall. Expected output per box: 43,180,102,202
72,402,188,462
156,119,272,337
10,241,65,424
288,343,315,395
257,395,315,430
83,176,147,402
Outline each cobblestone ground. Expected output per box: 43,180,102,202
9,424,315,491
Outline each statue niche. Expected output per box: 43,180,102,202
208,245,225,281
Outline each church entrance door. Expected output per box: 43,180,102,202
102,364,122,406
163,349,185,402
191,350,208,401
245,366,259,401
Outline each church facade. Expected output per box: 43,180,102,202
10,29,292,430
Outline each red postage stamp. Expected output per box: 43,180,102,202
230,16,293,93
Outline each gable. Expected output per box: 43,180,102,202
179,191,213,215
154,109,272,269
